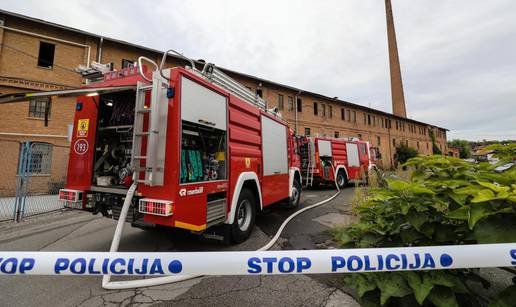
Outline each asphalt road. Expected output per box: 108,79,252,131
0,187,360,307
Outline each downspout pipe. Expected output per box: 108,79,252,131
294,90,302,135
97,36,103,62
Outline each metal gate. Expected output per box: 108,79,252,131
0,140,66,222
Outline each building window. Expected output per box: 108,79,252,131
406,140,409,146
393,138,396,146
353,111,356,122
363,113,367,124
304,127,311,136
347,110,351,121
335,131,340,138
256,88,263,98
417,141,420,149
296,98,302,112
341,108,344,120
367,114,371,125
329,106,332,118
28,97,51,119
19,143,53,175
121,59,134,68
288,96,294,111
358,133,362,139
377,136,381,146
322,104,326,117
314,102,318,115
278,94,284,110
373,115,376,126
37,42,55,68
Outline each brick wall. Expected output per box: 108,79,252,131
0,11,448,178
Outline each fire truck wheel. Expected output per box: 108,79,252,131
336,170,348,189
286,179,301,209
231,189,256,243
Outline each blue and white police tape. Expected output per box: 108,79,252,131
1,243,515,276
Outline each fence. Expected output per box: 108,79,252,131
0,139,69,222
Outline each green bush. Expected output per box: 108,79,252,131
333,155,516,306
395,144,419,164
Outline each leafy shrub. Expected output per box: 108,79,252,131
333,155,516,306
395,144,419,164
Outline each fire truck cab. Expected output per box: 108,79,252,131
296,136,376,188
58,55,302,243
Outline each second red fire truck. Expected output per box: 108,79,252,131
296,136,376,188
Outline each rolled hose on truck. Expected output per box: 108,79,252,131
102,166,342,289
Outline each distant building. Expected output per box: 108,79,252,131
447,146,461,158
0,9,448,195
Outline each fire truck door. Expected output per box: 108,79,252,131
261,116,289,205
358,143,368,171
317,140,333,180
345,143,360,180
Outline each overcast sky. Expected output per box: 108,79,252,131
2,0,515,141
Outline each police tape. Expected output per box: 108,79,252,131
0,243,515,276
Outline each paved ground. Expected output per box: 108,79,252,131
0,187,360,307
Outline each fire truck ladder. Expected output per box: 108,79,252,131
132,57,169,186
301,138,315,187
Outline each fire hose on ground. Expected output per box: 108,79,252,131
102,167,342,289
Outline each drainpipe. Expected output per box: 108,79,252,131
97,37,104,62
294,90,302,135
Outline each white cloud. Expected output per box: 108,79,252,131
2,0,515,141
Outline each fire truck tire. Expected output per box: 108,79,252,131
286,179,301,209
231,189,256,243
336,170,348,189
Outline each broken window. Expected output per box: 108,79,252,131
37,42,55,68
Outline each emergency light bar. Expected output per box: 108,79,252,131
139,199,174,216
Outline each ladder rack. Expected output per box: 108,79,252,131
159,49,269,112
199,63,267,110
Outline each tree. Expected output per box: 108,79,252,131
448,139,472,158
395,143,418,164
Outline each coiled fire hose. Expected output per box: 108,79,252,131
103,166,341,289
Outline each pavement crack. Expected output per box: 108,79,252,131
37,219,95,250
319,288,338,307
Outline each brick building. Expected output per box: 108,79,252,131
0,9,448,195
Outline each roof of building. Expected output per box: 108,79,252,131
0,9,447,130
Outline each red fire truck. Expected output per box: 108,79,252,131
53,52,302,243
296,136,376,188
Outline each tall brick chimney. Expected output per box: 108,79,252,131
385,0,407,118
